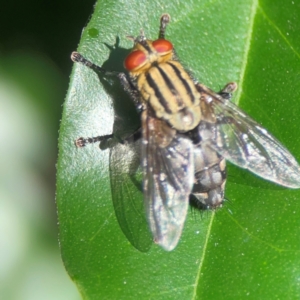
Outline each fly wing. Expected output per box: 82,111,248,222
141,110,194,251
199,86,300,188
109,139,152,252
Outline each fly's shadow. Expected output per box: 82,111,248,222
91,37,152,252
98,37,140,144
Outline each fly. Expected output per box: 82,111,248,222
71,14,300,251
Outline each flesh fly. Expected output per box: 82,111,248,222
71,14,300,251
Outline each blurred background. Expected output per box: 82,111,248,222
0,1,96,299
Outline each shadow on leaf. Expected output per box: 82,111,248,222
93,37,152,252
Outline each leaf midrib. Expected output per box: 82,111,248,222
192,0,259,296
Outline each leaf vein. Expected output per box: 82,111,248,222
235,0,259,105
258,4,300,60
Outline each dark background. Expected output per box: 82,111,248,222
0,1,95,298
1,1,95,72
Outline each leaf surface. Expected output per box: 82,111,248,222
57,0,300,298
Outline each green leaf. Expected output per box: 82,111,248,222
57,0,300,298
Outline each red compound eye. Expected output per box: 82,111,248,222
152,39,173,54
124,50,147,71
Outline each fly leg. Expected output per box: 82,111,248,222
75,134,114,148
71,52,143,149
71,52,142,111
75,129,141,148
218,82,238,100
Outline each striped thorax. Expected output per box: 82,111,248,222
124,37,201,132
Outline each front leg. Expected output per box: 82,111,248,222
71,52,144,149
71,52,142,112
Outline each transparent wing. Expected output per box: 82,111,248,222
199,85,300,188
105,88,153,252
109,140,152,252
141,111,194,251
